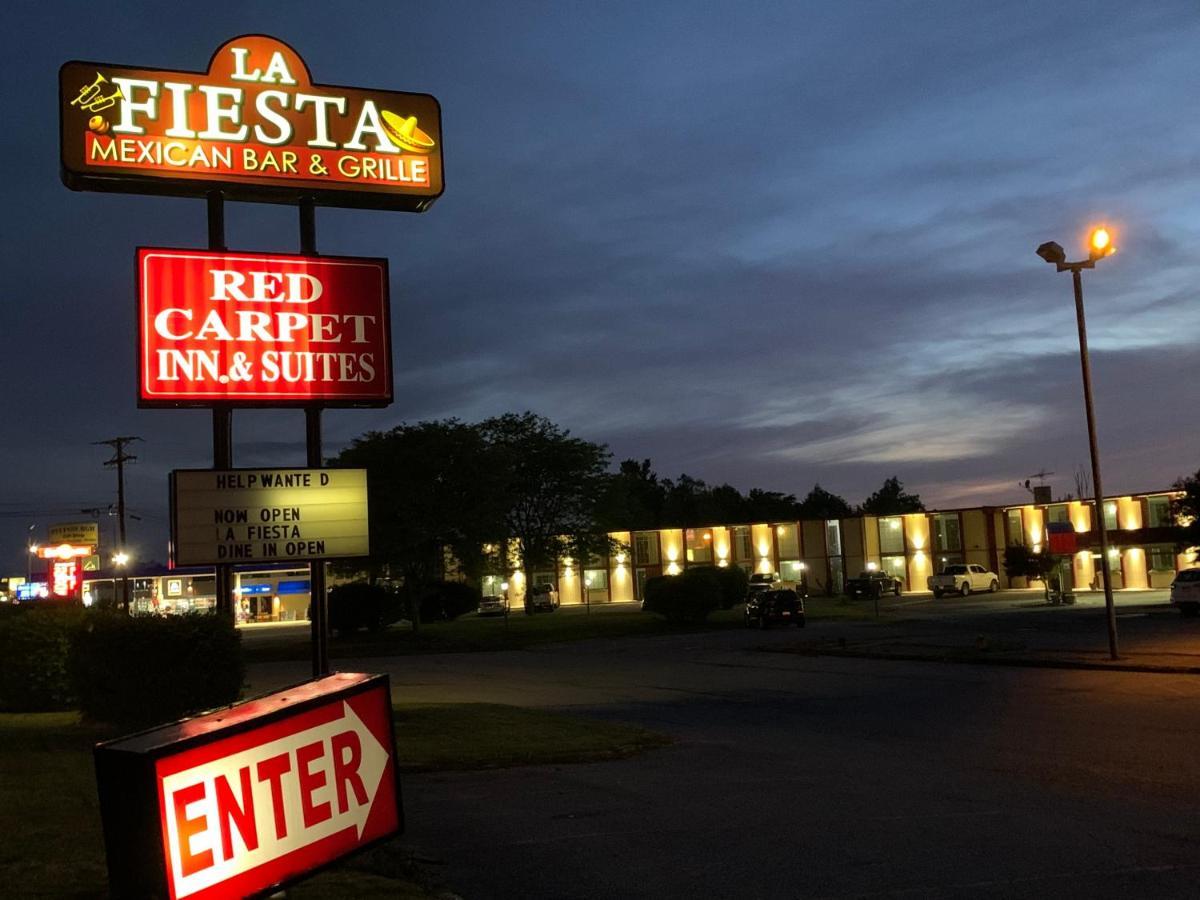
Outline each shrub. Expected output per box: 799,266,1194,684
712,566,749,609
328,581,404,634
69,612,243,728
419,580,481,622
642,569,722,623
0,604,85,712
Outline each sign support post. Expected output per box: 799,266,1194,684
207,190,235,617
299,196,330,676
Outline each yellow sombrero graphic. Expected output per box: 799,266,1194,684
380,110,436,154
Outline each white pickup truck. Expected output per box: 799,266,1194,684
928,563,999,598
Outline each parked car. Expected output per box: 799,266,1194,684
846,570,902,599
745,588,805,629
746,572,782,601
928,563,999,598
478,594,508,616
1171,568,1200,617
524,583,559,614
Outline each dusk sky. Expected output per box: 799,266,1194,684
4,1,1200,570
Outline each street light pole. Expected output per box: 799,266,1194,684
1036,229,1118,660
1069,267,1118,660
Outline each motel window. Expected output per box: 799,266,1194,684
775,524,800,558
481,575,505,597
685,528,713,564
1147,497,1173,529
732,526,753,561
1149,544,1177,572
932,514,961,553
1103,503,1118,531
583,569,608,591
825,520,842,557
1047,505,1070,525
532,572,556,588
878,517,904,555
828,557,844,594
881,555,906,586
1006,510,1024,546
781,559,805,581
633,532,659,566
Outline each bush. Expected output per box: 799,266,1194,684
712,566,750,609
419,580,481,622
69,612,243,728
0,604,85,712
329,581,404,634
642,569,722,623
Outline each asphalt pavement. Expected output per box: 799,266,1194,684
246,597,1200,898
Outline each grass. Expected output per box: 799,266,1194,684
0,703,668,897
245,597,882,663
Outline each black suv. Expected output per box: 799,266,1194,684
745,588,805,629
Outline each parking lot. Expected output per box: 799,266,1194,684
242,590,1200,899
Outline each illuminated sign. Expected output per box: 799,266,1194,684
61,35,443,212
48,559,83,600
170,468,369,566
166,578,184,597
16,582,49,601
94,673,401,899
138,248,391,407
37,544,90,601
49,521,100,547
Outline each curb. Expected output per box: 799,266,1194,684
763,644,1200,675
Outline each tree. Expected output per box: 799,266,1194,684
798,484,854,520
479,412,616,595
744,488,801,522
661,474,710,527
596,459,666,531
1002,544,1060,601
331,420,503,629
860,477,924,515
1172,468,1200,552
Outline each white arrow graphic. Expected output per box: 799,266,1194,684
160,700,390,899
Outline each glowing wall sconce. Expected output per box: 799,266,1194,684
866,562,878,571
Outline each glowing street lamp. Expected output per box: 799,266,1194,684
112,551,130,567
1035,226,1119,660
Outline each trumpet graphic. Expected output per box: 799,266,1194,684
380,110,436,154
71,72,123,113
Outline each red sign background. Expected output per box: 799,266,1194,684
138,248,391,407
47,557,83,600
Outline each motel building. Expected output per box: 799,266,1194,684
484,488,1197,607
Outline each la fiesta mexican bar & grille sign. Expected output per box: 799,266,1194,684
60,35,443,211
138,248,392,407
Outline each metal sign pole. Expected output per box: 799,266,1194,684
207,191,234,618
300,197,330,677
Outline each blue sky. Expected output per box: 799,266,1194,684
3,1,1199,568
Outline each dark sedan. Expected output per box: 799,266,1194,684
745,588,805,629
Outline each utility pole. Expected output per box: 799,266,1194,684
95,436,141,613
